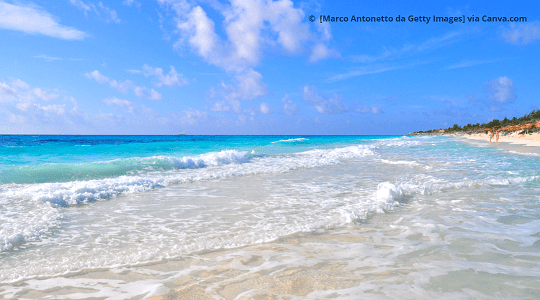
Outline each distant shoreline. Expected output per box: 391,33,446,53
445,131,540,147
449,132,540,156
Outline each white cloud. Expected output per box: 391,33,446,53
237,114,247,124
259,102,273,114
502,23,540,45
302,85,348,114
103,98,134,113
350,31,462,65
169,0,313,71
417,31,462,51
134,87,162,101
0,78,79,130
180,109,208,125
142,65,188,87
0,2,87,40
355,105,382,114
39,104,65,114
310,43,339,63
85,70,131,93
0,79,59,105
281,94,299,115
98,2,120,23
484,76,516,103
9,114,26,124
160,0,336,101
443,60,495,70
222,0,265,66
266,0,310,53
69,0,120,23
123,0,137,6
328,66,402,82
230,69,267,100
33,88,58,101
229,99,242,113
308,22,338,62
316,21,332,42
85,70,162,100
177,5,222,68
0,82,16,96
34,54,62,61
215,69,268,101
0,78,180,134
210,101,230,112
69,0,92,13
10,79,30,90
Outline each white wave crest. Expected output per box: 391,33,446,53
299,145,374,159
271,138,309,143
0,145,375,208
149,149,252,169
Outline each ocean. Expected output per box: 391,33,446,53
1,135,539,299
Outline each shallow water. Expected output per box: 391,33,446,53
1,135,539,299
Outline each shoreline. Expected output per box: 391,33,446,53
448,132,540,155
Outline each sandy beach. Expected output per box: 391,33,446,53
452,132,540,155
461,132,540,146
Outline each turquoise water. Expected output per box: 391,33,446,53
0,135,393,183
1,135,539,298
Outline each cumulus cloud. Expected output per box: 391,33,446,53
210,101,230,112
211,69,267,103
227,70,268,100
302,85,348,114
159,0,337,101
85,70,131,93
179,109,208,125
85,70,162,100
0,78,181,134
33,88,58,101
502,23,540,45
310,43,340,63
0,79,59,105
167,0,312,72
142,64,188,87
134,86,162,101
484,76,516,103
281,94,299,115
309,22,338,62
259,102,273,114
0,82,17,96
0,78,76,128
103,98,134,113
0,2,87,40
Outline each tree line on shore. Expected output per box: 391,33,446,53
411,109,540,135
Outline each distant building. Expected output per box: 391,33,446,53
439,130,445,133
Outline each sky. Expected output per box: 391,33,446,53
0,0,539,135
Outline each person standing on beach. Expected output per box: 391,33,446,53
488,130,493,143
496,131,500,144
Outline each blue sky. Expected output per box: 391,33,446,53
1,0,539,134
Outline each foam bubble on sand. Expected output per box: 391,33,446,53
0,199,62,251
380,159,419,166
